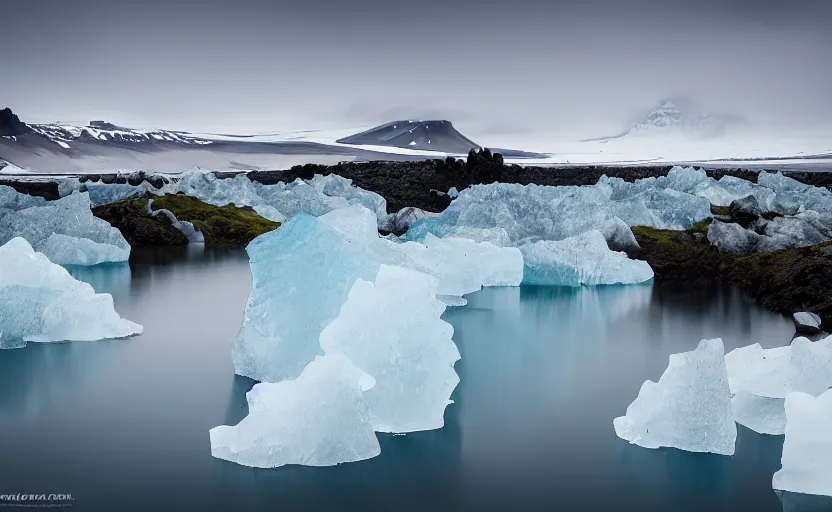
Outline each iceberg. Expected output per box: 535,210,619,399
519,230,653,286
0,237,142,349
209,353,380,468
724,338,832,435
772,390,832,497
0,191,130,265
397,234,524,297
231,213,381,383
320,265,460,433
166,171,389,228
613,338,736,455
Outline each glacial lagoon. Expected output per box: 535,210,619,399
1,247,829,511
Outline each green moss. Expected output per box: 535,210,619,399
94,194,280,247
710,204,730,216
687,218,712,234
141,194,280,246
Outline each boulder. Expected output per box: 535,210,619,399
793,312,822,335
729,194,762,226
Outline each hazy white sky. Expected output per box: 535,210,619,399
3,0,831,137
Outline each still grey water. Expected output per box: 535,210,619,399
1,247,830,511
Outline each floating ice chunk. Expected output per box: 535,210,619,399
0,192,130,265
519,230,653,287
232,214,380,382
0,237,142,349
613,338,736,455
209,353,380,468
382,206,438,234
448,187,459,198
731,392,787,435
726,338,832,399
252,204,285,223
772,390,832,497
320,265,460,432
397,233,524,297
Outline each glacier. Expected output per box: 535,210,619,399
519,230,653,286
209,353,381,468
772,390,832,498
613,338,736,456
0,190,130,265
0,237,142,349
320,265,460,433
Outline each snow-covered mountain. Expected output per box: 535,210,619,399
27,120,214,148
627,99,735,138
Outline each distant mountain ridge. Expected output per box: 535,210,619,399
336,120,481,153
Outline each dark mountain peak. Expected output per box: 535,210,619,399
89,120,125,131
0,108,32,137
337,119,481,154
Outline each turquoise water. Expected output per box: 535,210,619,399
0,247,829,511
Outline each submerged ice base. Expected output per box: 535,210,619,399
0,237,142,348
613,338,736,456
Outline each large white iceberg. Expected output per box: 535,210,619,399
0,191,130,265
772,390,832,497
0,237,142,349
613,338,737,455
519,230,653,286
320,265,460,433
724,337,832,435
209,353,381,468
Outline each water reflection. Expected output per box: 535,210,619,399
0,249,808,512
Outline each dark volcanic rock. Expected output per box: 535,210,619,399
0,179,59,201
0,108,32,137
728,195,762,226
93,201,189,247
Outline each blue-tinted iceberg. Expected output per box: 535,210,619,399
209,353,380,468
166,171,389,227
320,265,460,433
0,237,142,349
519,230,653,286
613,338,736,455
232,213,381,383
0,190,130,265
772,390,832,497
233,206,522,383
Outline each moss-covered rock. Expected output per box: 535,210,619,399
628,222,832,325
93,194,280,247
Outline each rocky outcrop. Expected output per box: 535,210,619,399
793,312,823,334
92,194,280,248
0,108,31,137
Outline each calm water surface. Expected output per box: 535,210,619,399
1,247,829,512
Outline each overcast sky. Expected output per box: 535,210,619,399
3,0,831,137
